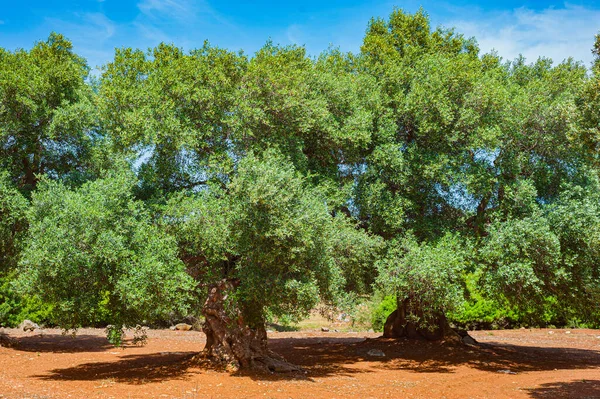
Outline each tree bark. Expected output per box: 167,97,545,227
383,298,471,344
200,279,300,373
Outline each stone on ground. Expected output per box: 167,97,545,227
367,349,386,357
19,320,40,332
175,323,192,331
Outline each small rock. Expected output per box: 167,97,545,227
266,329,275,333
368,329,375,333
169,325,176,330
333,329,339,332
19,320,40,332
321,327,329,332
565,330,571,334
548,331,554,335
367,349,386,357
497,369,517,375
175,323,192,331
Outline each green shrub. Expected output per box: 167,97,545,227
448,271,600,329
0,273,54,327
369,271,600,331
371,294,397,332
447,271,515,328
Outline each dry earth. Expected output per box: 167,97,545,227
1,327,599,398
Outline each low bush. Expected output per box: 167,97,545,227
0,273,54,327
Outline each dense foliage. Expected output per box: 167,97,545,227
17,172,194,338
1,8,599,355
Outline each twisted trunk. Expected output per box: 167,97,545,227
383,298,471,343
200,279,300,372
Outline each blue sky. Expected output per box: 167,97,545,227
1,0,599,72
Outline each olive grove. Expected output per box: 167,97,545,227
1,9,599,371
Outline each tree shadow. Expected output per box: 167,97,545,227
10,333,116,353
261,337,467,378
257,336,600,380
233,336,375,382
525,379,600,398
21,333,600,385
34,352,198,384
379,340,600,374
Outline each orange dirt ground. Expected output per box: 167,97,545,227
1,327,599,398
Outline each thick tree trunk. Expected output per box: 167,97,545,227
383,298,474,344
200,279,300,373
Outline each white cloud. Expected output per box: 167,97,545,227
449,4,600,67
45,12,116,42
138,0,192,20
286,24,304,46
43,12,117,73
83,12,116,39
133,0,239,49
137,0,219,23
133,20,173,43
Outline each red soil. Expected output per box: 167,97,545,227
1,327,599,398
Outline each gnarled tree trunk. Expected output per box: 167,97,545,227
200,279,300,373
383,298,474,344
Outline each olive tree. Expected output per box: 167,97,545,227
17,171,194,341
0,33,99,193
354,8,595,339
162,151,380,371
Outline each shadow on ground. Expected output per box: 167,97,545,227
33,352,198,384
525,379,600,398
251,336,600,381
10,333,599,384
11,333,115,353
368,339,600,374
